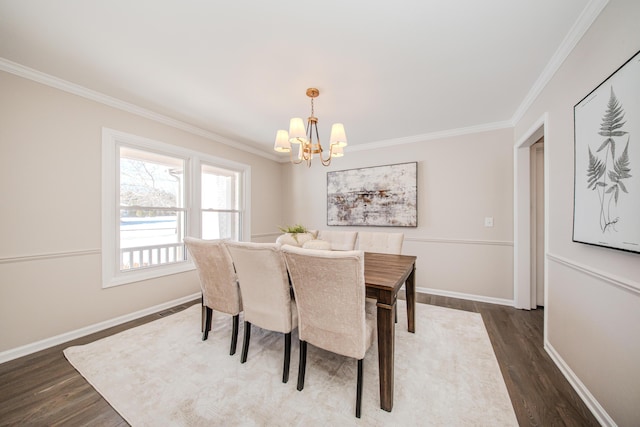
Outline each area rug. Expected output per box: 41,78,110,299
64,301,517,426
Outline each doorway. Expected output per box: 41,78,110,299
530,139,545,307
514,114,547,310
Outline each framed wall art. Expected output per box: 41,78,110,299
327,162,417,227
573,49,640,254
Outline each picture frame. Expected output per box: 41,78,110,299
327,162,417,227
573,49,640,254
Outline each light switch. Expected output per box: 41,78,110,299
484,217,494,227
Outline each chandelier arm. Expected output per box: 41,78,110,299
316,121,334,165
288,145,303,165
320,148,332,166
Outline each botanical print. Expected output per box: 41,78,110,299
327,162,417,227
573,50,640,254
586,87,632,232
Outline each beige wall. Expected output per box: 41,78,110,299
0,72,282,354
281,128,515,302
514,1,640,425
2,3,638,422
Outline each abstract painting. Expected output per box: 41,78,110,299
327,162,417,227
573,49,640,254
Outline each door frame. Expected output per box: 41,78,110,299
514,113,548,309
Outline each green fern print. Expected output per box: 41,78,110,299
587,87,632,232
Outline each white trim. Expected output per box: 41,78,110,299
417,287,514,307
0,293,201,364
248,235,514,246
511,0,610,124
251,232,281,239
1,0,608,163
101,128,251,288
405,236,513,247
0,58,278,162
547,252,640,295
514,113,549,309
544,340,616,427
0,249,100,264
337,121,513,154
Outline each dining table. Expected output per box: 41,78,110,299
364,252,417,412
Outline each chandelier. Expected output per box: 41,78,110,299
273,88,347,167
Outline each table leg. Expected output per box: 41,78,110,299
406,264,416,333
377,300,395,412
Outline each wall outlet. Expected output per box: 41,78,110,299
484,217,494,227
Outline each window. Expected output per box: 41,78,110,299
201,164,241,240
102,128,250,288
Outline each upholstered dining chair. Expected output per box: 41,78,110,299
225,241,298,383
281,245,376,418
183,237,242,355
357,231,404,254
317,230,358,251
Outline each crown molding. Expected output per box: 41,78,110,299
0,58,279,162
2,0,609,162
348,120,514,153
511,0,610,124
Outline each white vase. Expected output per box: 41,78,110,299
276,232,314,247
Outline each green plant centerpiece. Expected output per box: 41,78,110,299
276,224,315,247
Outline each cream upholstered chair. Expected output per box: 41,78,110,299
357,231,404,254
281,245,376,418
183,237,242,355
317,230,358,251
225,241,298,383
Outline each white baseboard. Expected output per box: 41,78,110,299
544,340,616,426
0,293,201,364
417,286,514,307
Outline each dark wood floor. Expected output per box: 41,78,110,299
0,295,600,426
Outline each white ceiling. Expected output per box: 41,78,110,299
0,0,600,158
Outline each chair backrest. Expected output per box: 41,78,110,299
225,241,296,333
317,230,358,251
183,237,242,316
281,245,369,360
357,231,404,254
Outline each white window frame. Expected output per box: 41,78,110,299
102,128,251,288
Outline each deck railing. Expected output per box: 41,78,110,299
120,243,187,270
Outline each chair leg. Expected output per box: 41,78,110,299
240,321,251,362
201,295,205,332
356,359,363,418
283,332,291,383
297,340,307,391
230,315,240,356
202,307,213,341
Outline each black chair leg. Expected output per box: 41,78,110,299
297,340,307,391
240,321,251,362
283,332,291,383
201,295,205,332
202,307,213,341
356,359,363,418
230,314,239,355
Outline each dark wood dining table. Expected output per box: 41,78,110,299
364,252,417,412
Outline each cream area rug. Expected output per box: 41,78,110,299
64,301,517,426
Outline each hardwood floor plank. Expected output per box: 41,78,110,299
0,297,600,426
